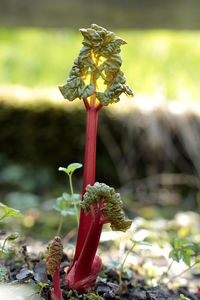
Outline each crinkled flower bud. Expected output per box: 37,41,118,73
59,24,133,106
46,236,63,277
81,182,132,232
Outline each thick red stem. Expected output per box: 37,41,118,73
74,208,103,282
73,101,100,263
52,264,63,300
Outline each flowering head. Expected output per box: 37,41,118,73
81,182,132,231
59,24,133,107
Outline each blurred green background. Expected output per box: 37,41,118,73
0,28,200,100
0,0,200,239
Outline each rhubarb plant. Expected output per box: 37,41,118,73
59,24,133,293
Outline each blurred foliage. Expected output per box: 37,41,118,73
0,93,200,210
99,210,200,288
0,157,200,241
0,0,200,30
0,155,78,239
0,28,200,100
0,97,118,187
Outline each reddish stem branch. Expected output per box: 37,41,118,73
95,103,103,112
83,97,90,110
51,264,63,300
66,199,106,292
74,207,103,282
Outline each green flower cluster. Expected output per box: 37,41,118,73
59,24,133,106
81,182,132,232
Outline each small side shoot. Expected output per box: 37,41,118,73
66,182,132,292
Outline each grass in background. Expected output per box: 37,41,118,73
121,30,200,100
0,28,200,100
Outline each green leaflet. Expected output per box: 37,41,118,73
81,182,132,232
59,24,133,106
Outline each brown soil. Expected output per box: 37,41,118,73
1,243,200,300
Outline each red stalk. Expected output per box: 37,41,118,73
51,264,63,300
67,199,106,292
73,98,102,263
75,205,103,280
66,98,103,291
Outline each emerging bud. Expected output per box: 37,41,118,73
82,182,132,232
46,236,63,277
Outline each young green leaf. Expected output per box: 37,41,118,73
73,193,82,203
179,294,191,300
169,250,180,263
67,163,83,174
169,238,195,267
173,238,193,250
54,195,69,214
58,164,82,230
0,266,9,282
61,208,77,217
86,293,105,300
182,253,191,267
58,167,70,175
54,196,67,212
107,259,121,270
53,193,80,217
7,232,19,241
62,193,71,202
123,268,133,279
0,202,22,220
59,192,80,204
38,282,48,288
58,162,82,176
